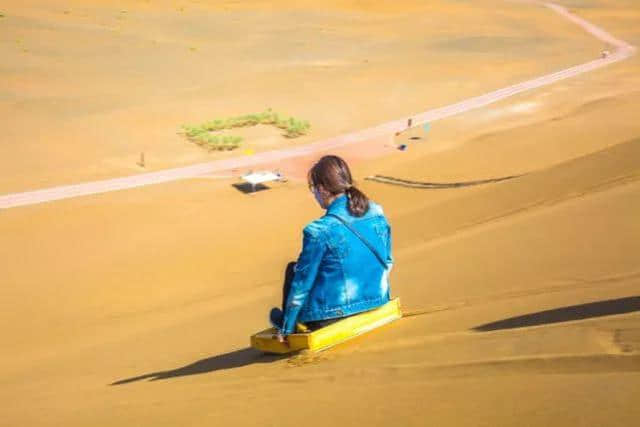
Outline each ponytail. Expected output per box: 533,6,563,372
308,155,370,217
346,185,369,217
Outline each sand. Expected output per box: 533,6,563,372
1,0,639,426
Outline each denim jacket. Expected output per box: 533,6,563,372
281,195,393,334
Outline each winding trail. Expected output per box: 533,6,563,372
0,1,635,210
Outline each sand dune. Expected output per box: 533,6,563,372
0,0,606,193
1,0,639,426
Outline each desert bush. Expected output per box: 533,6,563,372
203,119,225,131
285,118,311,137
258,109,275,124
181,109,310,151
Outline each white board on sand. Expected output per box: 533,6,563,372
240,171,283,192
241,171,282,185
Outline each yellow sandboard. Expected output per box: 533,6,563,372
250,298,401,354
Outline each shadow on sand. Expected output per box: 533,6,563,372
111,347,286,385
473,296,640,332
232,182,270,194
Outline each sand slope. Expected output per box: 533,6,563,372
2,129,638,427
1,0,639,426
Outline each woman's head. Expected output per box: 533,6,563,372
307,155,369,217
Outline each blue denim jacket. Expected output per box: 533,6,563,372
281,195,393,334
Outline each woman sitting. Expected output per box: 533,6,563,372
270,155,393,339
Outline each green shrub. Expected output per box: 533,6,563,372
180,109,310,151
203,119,225,131
284,118,311,137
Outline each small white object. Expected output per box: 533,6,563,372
242,171,281,185
241,171,283,192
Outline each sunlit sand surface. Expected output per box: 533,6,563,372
0,0,607,192
1,0,639,426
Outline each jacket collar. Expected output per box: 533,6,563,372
326,194,348,216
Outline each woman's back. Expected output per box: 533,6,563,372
277,155,393,336
292,195,392,324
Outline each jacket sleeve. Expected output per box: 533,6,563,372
280,223,326,335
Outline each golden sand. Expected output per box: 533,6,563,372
1,0,639,425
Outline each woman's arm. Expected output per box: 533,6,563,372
280,223,326,335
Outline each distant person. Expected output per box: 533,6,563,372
269,155,393,340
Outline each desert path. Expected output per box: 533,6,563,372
0,1,634,210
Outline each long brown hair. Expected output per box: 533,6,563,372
308,155,370,217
